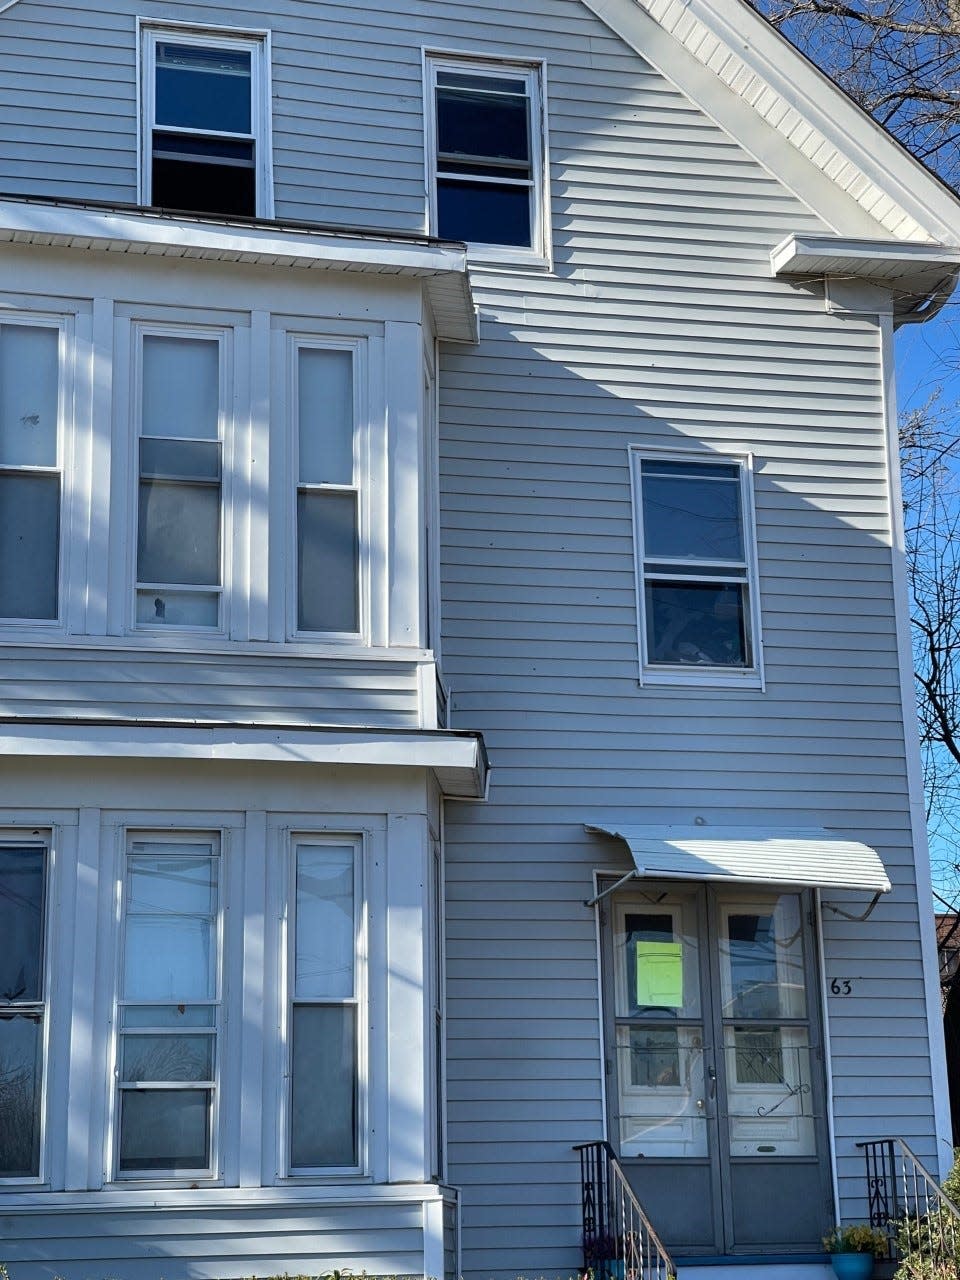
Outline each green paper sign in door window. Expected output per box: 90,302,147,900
636,940,684,1008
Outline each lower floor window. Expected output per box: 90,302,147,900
0,842,47,1178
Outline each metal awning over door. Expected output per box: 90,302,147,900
585,824,891,894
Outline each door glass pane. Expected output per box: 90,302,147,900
616,1024,707,1158
0,847,44,1003
0,325,58,467
118,1088,210,1171
156,43,252,134
298,349,353,486
724,1024,815,1157
641,467,744,561
718,893,806,1019
614,893,700,1018
295,844,354,1000
0,472,59,620
297,490,359,632
142,336,219,441
290,1004,357,1167
0,1013,42,1176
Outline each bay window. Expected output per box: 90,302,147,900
116,835,221,1177
0,321,62,622
0,841,47,1179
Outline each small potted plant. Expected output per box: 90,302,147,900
822,1224,888,1280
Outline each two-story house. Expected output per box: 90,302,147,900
0,0,957,1278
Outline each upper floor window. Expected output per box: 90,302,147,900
0,321,62,623
427,57,548,264
631,452,762,685
141,25,272,219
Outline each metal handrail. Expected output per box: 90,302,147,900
858,1137,960,1273
574,1140,676,1280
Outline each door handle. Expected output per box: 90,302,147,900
708,1065,717,1099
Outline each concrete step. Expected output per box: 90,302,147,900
676,1266,834,1279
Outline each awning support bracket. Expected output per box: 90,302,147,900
821,891,882,923
585,870,640,909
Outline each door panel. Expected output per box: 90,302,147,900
603,882,831,1257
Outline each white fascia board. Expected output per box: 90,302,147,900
771,234,960,280
0,721,487,798
0,198,477,343
583,0,960,245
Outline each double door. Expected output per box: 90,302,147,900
601,883,832,1256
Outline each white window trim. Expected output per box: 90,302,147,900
423,49,552,271
107,828,226,1186
285,335,370,644
629,444,765,691
138,19,275,220
0,829,55,1187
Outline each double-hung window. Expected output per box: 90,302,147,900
428,57,546,260
136,331,224,631
294,345,361,636
0,322,62,623
0,841,47,1179
632,453,761,680
287,838,361,1172
116,834,221,1178
142,26,270,218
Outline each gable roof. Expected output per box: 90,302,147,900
580,0,960,246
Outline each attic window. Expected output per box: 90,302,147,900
141,26,271,219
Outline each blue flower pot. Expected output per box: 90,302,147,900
830,1252,875,1280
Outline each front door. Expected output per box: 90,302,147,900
601,882,832,1257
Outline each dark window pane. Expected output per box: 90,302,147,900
0,472,59,620
0,848,44,1003
437,179,531,246
290,1005,357,1167
118,1088,210,1172
151,154,256,218
645,581,748,667
152,132,254,165
138,478,220,587
642,473,743,561
437,85,530,164
297,490,359,633
0,1014,42,1176
140,438,220,482
437,70,527,94
121,1034,214,1083
642,459,739,480
155,44,251,134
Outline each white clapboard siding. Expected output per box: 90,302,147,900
0,648,422,727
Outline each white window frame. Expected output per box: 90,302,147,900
109,828,225,1185
138,20,275,219
629,445,765,690
0,831,53,1187
424,50,551,270
0,314,74,632
129,320,234,638
276,829,368,1180
285,334,370,644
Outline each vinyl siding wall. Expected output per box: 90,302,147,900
0,1,939,1278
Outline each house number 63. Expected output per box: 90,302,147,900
830,978,853,995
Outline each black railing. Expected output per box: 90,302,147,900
574,1140,675,1280
859,1137,960,1274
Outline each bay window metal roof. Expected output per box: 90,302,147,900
585,823,891,893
